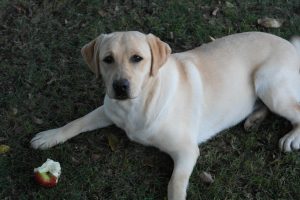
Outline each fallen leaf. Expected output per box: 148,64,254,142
225,1,234,8
200,171,214,184
13,5,25,13
212,7,219,16
115,5,119,12
208,18,216,25
12,107,18,115
170,32,174,40
0,145,10,154
98,9,108,17
47,77,57,85
107,134,119,151
81,22,87,27
91,154,101,161
209,36,216,41
257,17,283,28
143,159,154,167
202,13,210,20
71,156,80,164
32,116,44,125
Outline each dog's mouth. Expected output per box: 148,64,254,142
107,90,138,101
109,95,138,101
114,95,130,100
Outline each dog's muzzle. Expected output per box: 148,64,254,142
112,79,130,100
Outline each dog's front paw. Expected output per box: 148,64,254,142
31,128,65,150
279,132,300,152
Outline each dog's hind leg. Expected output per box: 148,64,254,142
254,63,300,152
244,103,269,132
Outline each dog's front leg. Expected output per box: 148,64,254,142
168,145,199,200
31,106,112,150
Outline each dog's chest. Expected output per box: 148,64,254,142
112,111,154,145
104,98,155,145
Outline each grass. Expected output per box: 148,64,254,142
1,0,300,199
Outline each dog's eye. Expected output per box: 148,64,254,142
103,56,114,64
131,55,143,63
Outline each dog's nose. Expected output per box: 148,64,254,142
112,79,130,99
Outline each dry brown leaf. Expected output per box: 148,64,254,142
115,5,119,12
91,154,101,161
13,5,26,13
0,145,10,154
98,9,108,17
47,77,57,85
32,116,44,125
212,7,219,16
225,1,234,8
202,13,210,20
209,36,216,41
143,159,154,168
170,32,174,40
257,17,283,28
200,171,214,184
208,18,216,25
71,156,80,164
107,134,119,152
12,107,18,115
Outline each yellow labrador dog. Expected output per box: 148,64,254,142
31,31,300,200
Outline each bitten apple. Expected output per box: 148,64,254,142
34,159,61,188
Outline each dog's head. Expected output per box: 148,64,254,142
81,31,171,100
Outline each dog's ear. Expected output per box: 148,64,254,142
147,34,171,76
81,34,106,78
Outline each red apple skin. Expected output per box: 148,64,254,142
34,172,57,188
